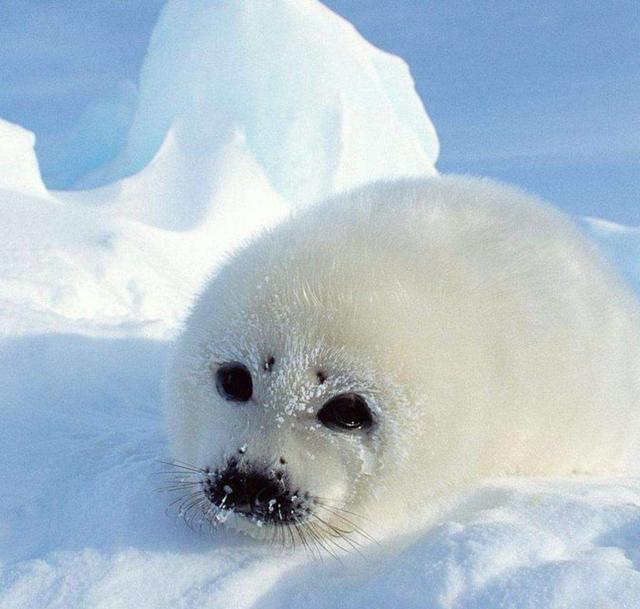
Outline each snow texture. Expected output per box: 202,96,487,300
1,1,639,608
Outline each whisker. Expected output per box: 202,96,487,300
304,521,324,561
154,481,204,493
294,520,314,558
314,513,369,560
315,504,378,545
313,498,375,523
309,512,364,554
154,470,201,477
156,476,203,484
286,521,296,551
183,498,208,531
302,520,326,562
307,521,341,560
167,490,202,510
157,459,208,475
310,518,352,558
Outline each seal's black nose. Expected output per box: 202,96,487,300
204,463,304,523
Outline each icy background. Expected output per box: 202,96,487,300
1,1,639,607
3,0,638,224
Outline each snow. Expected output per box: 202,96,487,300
1,0,639,607
0,119,47,197
0,122,289,339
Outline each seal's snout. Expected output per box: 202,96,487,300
204,461,310,524
212,468,283,514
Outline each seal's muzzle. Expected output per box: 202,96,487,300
204,460,310,524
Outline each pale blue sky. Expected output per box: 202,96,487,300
1,1,638,223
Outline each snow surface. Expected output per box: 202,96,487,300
1,1,640,608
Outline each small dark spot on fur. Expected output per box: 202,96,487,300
316,371,326,384
279,457,287,465
263,356,275,371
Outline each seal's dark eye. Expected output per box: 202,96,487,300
317,393,373,432
216,362,253,402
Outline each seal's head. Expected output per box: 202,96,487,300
163,252,415,544
163,181,439,545
164,177,640,546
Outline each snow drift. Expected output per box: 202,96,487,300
1,0,639,608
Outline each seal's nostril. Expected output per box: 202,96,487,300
234,501,252,514
255,480,281,504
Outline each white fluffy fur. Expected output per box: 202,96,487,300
165,175,640,539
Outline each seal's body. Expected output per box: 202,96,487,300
165,176,640,543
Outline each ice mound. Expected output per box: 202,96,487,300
0,0,439,337
39,81,138,190
76,0,439,208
